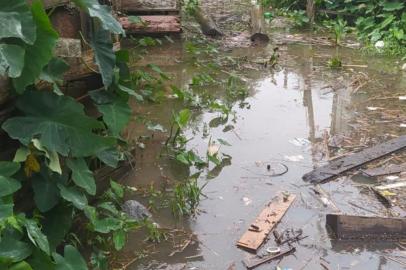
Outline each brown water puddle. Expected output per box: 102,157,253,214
118,31,406,270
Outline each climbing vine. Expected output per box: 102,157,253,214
0,0,138,269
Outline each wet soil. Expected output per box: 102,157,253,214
117,8,406,270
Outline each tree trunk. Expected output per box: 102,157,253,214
250,4,269,43
194,7,223,37
306,0,315,25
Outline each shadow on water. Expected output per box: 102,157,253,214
119,31,406,270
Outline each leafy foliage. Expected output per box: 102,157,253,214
0,0,136,269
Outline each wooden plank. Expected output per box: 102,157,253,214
361,163,406,177
117,0,179,13
237,194,296,252
303,136,406,183
119,16,181,34
326,214,406,240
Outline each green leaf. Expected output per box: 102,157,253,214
217,138,231,146
175,109,191,128
0,0,36,44
0,235,32,263
12,0,59,93
13,147,30,163
32,172,60,212
25,219,50,255
9,261,33,270
378,14,395,30
117,84,144,101
42,205,73,251
113,230,126,250
2,91,116,157
32,139,62,175
110,180,124,198
90,29,115,87
96,148,120,168
93,217,121,233
0,161,20,176
73,0,124,35
40,57,70,93
27,249,55,270
97,98,131,137
58,184,88,210
54,245,88,270
0,176,21,197
0,203,14,220
0,44,25,78
382,1,404,11
66,158,96,196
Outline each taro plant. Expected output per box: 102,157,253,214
0,0,143,269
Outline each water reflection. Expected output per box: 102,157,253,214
121,36,405,270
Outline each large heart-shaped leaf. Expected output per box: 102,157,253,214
0,176,21,197
25,219,50,255
0,235,32,263
0,161,20,176
66,158,96,196
2,91,116,157
97,98,131,137
0,203,14,220
90,29,115,87
0,44,25,78
32,172,60,212
0,0,36,44
27,249,54,270
73,0,124,35
54,245,88,270
58,184,88,210
42,205,73,251
12,0,58,93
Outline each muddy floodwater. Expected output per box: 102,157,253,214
118,28,406,270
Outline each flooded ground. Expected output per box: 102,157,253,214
116,11,406,270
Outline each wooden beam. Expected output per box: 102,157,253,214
361,163,406,177
326,214,406,239
303,136,406,183
119,16,181,34
117,0,179,13
237,194,296,252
